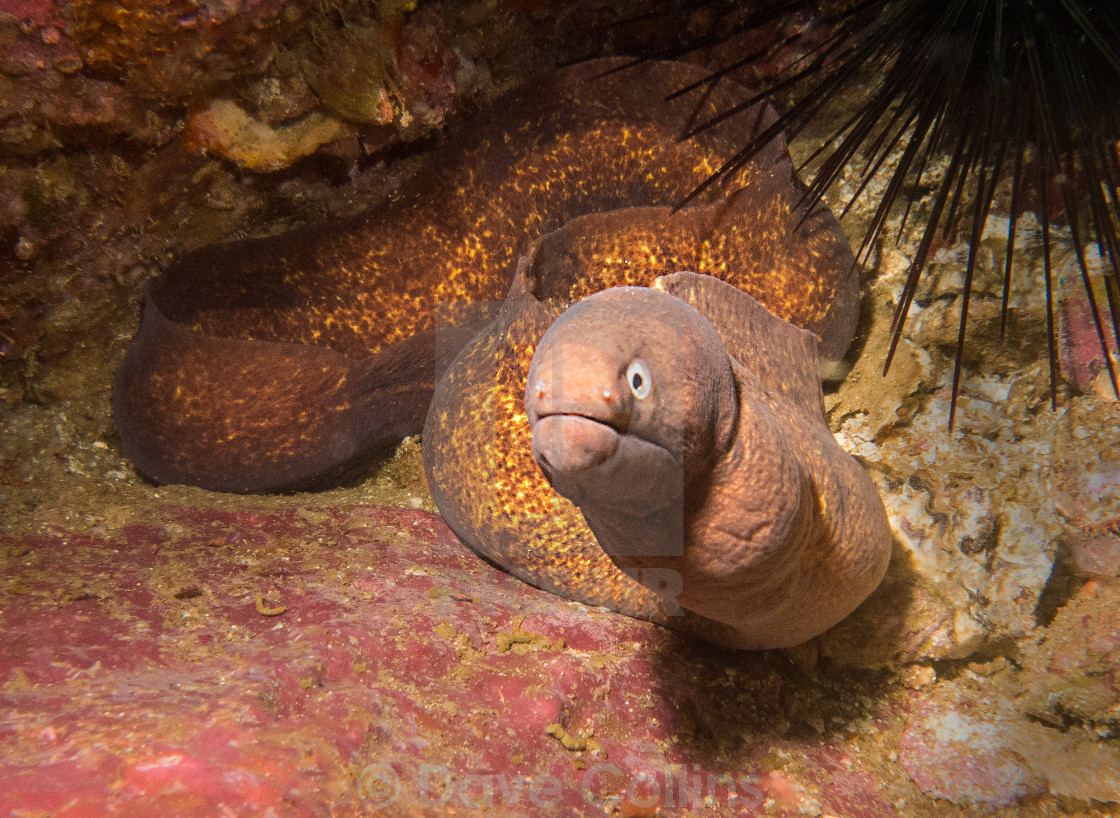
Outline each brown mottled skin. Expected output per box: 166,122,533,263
114,58,888,647
525,275,890,648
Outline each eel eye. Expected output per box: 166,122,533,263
626,359,651,400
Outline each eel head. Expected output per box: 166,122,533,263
525,284,738,517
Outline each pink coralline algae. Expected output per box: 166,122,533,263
899,688,1043,809
0,0,57,27
1061,290,1120,398
900,623,1120,810
1,502,899,816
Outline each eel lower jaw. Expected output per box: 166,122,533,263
530,413,621,475
530,412,685,515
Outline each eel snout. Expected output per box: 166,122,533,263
525,338,682,511
526,338,634,475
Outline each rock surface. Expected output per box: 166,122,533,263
2,502,900,816
2,0,1120,814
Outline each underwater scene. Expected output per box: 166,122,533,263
1,0,1118,815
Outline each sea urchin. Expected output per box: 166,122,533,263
654,0,1120,424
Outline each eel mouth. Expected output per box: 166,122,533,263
529,408,685,514
530,411,622,475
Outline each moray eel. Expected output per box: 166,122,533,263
114,57,890,648
527,275,890,648
423,222,890,650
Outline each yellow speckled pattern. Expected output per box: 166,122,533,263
431,299,644,600
425,277,674,618
146,59,850,359
423,190,859,624
417,64,861,630
113,53,858,628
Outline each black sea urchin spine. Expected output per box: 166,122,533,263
636,0,1120,425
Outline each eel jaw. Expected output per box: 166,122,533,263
530,412,621,476
528,408,683,515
